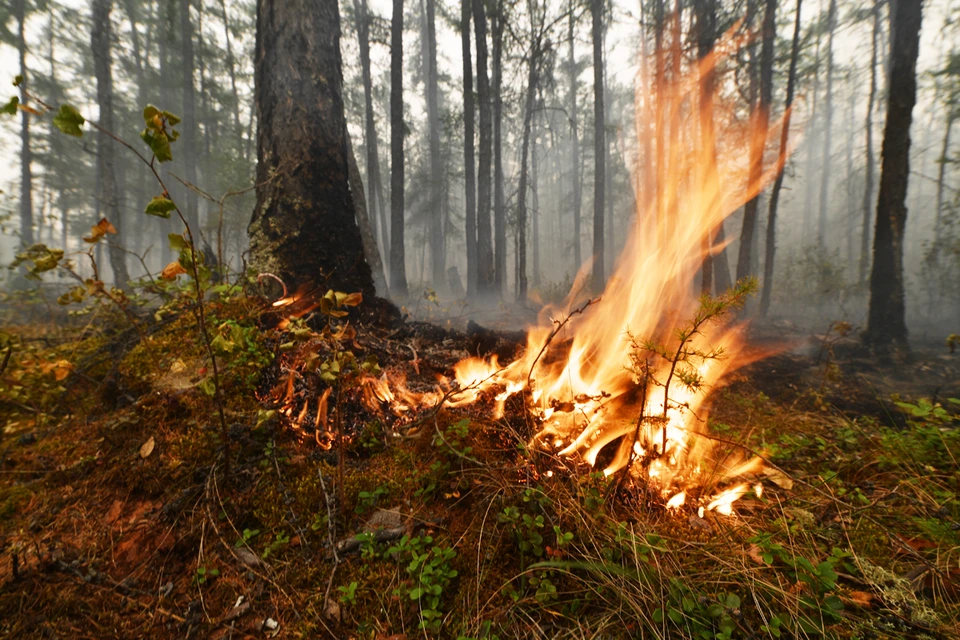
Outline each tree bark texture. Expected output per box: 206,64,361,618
248,0,374,297
864,0,923,348
92,0,130,287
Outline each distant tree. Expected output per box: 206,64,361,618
13,0,33,249
590,0,605,291
179,0,200,234
389,0,408,296
92,0,130,287
860,0,881,285
247,0,374,296
424,0,444,289
474,0,494,294
816,0,837,249
461,0,477,295
492,0,506,294
567,0,582,270
761,0,802,316
864,0,924,348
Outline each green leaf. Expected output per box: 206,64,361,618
52,104,85,137
162,110,181,126
145,196,176,218
140,127,172,162
13,75,23,87
168,233,187,250
142,104,161,123
1,96,18,116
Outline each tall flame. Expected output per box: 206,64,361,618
438,28,785,509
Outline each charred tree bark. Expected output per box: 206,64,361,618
92,0,130,287
864,0,923,349
15,0,32,249
389,0,408,297
761,0,802,316
567,0,582,270
492,0,506,295
590,0,605,291
248,0,374,297
860,0,880,285
736,0,775,282
474,0,495,294
462,0,478,296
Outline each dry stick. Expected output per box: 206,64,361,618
525,296,600,391
0,346,12,378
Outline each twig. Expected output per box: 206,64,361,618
526,296,599,391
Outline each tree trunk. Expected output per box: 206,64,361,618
474,0,494,294
803,16,822,246
353,0,390,269
736,0,775,282
935,113,953,232
348,136,389,295
864,0,923,349
121,0,149,262
179,0,200,235
424,0,444,289
492,0,506,295
590,0,605,291
15,0,33,249
860,0,880,285
216,0,245,158
248,0,374,297
517,37,540,301
567,1,582,270
816,0,838,249
462,0,477,296
761,0,802,315
389,0,408,297
532,114,540,287
694,0,718,295
92,0,130,287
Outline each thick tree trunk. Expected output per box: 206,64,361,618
425,0,444,289
761,0,802,316
864,0,923,349
492,0,506,295
92,0,130,287
389,0,408,297
567,1,582,270
180,0,200,234
16,0,32,249
248,0,374,297
462,0,477,296
816,0,838,249
590,0,605,291
353,0,390,268
736,0,775,282
474,0,494,294
860,1,880,285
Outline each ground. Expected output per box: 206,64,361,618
0,288,958,639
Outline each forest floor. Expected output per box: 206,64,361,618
0,286,958,639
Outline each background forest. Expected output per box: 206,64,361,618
1,0,958,336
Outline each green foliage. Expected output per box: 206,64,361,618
9,244,64,279
1,95,18,115
386,534,459,633
144,196,176,218
140,105,180,162
52,104,84,137
337,581,358,604
192,565,220,586
354,485,389,515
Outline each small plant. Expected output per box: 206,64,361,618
337,581,358,604
386,534,459,633
192,565,220,585
234,527,261,548
355,485,390,515
262,531,290,559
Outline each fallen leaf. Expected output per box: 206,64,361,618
763,467,794,490
139,436,155,459
235,547,263,568
170,359,187,374
747,544,765,565
845,590,874,608
323,598,340,621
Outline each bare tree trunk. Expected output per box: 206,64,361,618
568,0,582,269
859,1,880,285
462,0,477,296
353,0,390,269
532,114,540,287
348,136,389,294
816,0,838,250
845,74,857,274
424,0,444,289
864,0,923,349
492,0,506,295
15,0,33,249
121,0,149,262
935,113,954,232
736,0,775,282
92,0,130,286
248,0,375,296
389,0,408,296
803,15,822,246
474,0,495,294
216,0,246,159
590,0,605,291
180,0,200,235
517,30,540,301
694,0,718,295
